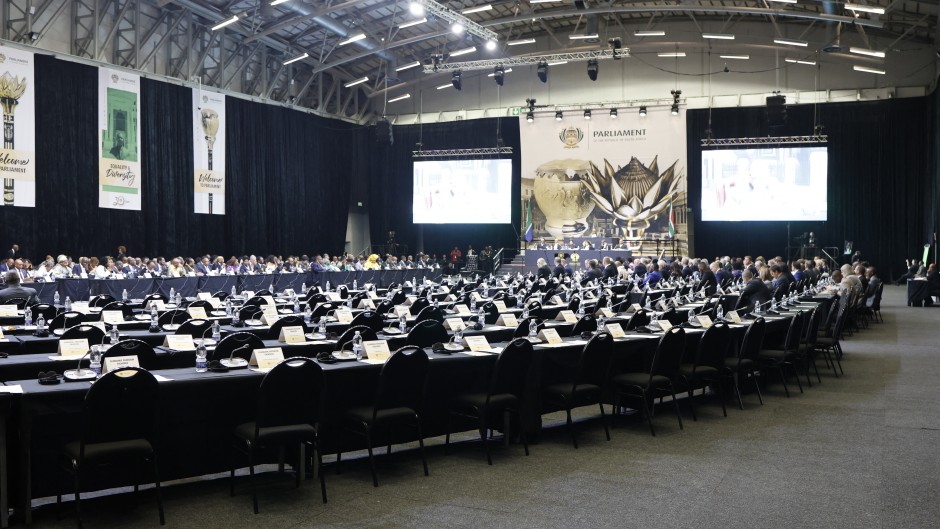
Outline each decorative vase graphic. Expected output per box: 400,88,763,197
532,159,595,238
200,108,219,214
0,72,27,206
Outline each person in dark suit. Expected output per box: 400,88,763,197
536,258,552,280
552,257,565,278
195,256,211,276
642,262,663,288
698,261,717,296
581,260,603,285
602,256,618,282
0,270,36,305
926,264,940,300
770,263,792,294
738,268,772,312
4,244,19,260
633,259,648,279
562,258,573,277
713,261,731,286
896,259,922,284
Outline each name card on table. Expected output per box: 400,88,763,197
549,295,563,306
537,328,563,345
242,290,255,299
697,315,714,328
726,310,742,324
58,338,90,358
207,297,222,309
596,307,614,318
496,313,518,327
145,299,165,311
326,292,343,302
278,326,306,344
362,340,391,363
283,289,295,297
627,303,643,314
463,335,494,352
605,323,626,338
335,309,354,323
657,299,669,312
445,294,457,302
187,307,208,319
164,334,195,350
260,305,280,325
555,310,579,323
559,284,569,291
358,299,375,310
249,347,284,371
656,319,673,332
101,310,124,324
470,292,484,302
444,318,466,331
197,292,212,301
261,295,276,306
403,296,417,306
72,301,92,314
393,306,410,318
0,305,17,317
367,291,380,300
103,355,140,374
493,300,508,312
454,305,472,316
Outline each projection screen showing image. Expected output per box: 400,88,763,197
413,158,513,224
701,146,828,221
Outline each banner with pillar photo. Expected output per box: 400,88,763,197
519,105,688,257
0,45,35,207
98,68,141,210
193,89,226,215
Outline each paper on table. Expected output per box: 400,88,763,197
0,384,23,394
153,375,173,382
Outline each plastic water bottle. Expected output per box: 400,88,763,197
717,305,724,320
477,307,486,326
122,288,128,302
352,331,363,360
225,298,232,316
353,279,358,290
318,317,327,335
301,282,307,295
644,297,651,310
195,343,208,372
150,304,158,320
268,283,274,295
508,284,514,297
89,348,102,376
175,292,182,306
211,320,221,341
293,296,301,313
232,308,240,326
528,318,538,337
399,313,407,333
412,276,417,287
24,306,32,326
326,281,331,292
231,285,237,298
470,297,477,312
522,305,530,319
64,296,72,311
346,296,353,309
597,312,607,329
577,301,585,317
483,283,489,298
110,325,120,344
169,287,176,302
304,306,312,324
53,291,60,306
35,314,45,332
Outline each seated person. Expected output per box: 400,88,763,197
642,262,663,288
552,257,565,278
0,270,37,304
739,268,772,312
536,258,552,280
580,259,603,285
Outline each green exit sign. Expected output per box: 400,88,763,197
510,107,522,116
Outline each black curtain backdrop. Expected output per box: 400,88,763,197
363,117,521,257
687,96,936,279
2,55,354,263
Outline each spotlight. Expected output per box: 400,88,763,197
452,71,462,91
526,111,535,123
485,39,497,51
586,59,598,81
639,106,647,117
451,22,464,34
537,61,548,83
493,66,505,86
670,89,681,115
671,103,679,115
584,109,592,120
609,108,618,118
609,37,623,60
409,2,425,16
526,98,537,111
555,111,563,121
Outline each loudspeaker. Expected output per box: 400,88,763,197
766,95,787,129
375,119,393,145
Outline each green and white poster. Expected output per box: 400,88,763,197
193,89,225,215
98,67,141,210
0,45,35,207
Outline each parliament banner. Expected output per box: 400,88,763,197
0,45,35,207
519,106,688,255
193,89,226,215
98,68,141,210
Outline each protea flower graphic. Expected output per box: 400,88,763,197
0,72,27,206
199,108,219,214
582,156,683,241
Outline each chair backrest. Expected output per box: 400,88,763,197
414,305,445,324
211,291,229,301
649,327,686,377
781,311,805,352
103,339,158,370
525,299,543,318
871,282,884,311
337,285,349,299
267,315,308,340
336,325,378,350
662,308,684,326
567,296,581,312
144,293,166,302
186,299,214,311
574,332,614,388
30,303,58,322
373,346,430,415
310,302,336,319
350,310,383,331
176,318,213,338
488,339,534,400
802,307,823,348
627,291,646,306
390,290,407,305
245,295,269,306
61,324,106,344
408,297,430,315
406,320,449,347
101,301,133,321
479,301,499,324
212,332,265,362
513,316,544,338
2,297,27,308
374,300,395,316
256,358,323,431
625,309,650,330
49,311,84,330
158,309,191,325
90,294,116,308
822,299,840,335
737,318,766,362
82,368,159,447
693,322,731,370
570,314,597,336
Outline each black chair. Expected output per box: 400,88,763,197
267,315,308,340
349,310,383,332
337,285,350,299
310,302,336,320
625,309,650,330
336,346,430,486
414,305,445,325
213,332,264,363
758,311,806,397
212,291,229,301
143,293,166,303
390,290,407,305
101,301,134,321
29,303,58,322
566,296,581,313
814,301,847,376
176,318,213,340
2,297,28,309
542,333,614,448
61,324,106,344
661,309,684,326
570,314,597,336
408,297,430,316
611,327,686,436
186,299,214,311
103,339,158,370
49,311,84,332
158,309,191,326
445,339,534,464
722,318,766,409
478,302,499,325
678,323,731,420
800,307,825,385
524,300,543,319
231,357,327,513
89,294,116,308
406,320,449,348
57,368,164,528
245,295,270,306
513,317,544,339
374,300,395,316
336,325,378,350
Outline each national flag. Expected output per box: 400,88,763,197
524,198,534,242
667,201,676,238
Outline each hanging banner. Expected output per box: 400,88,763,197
193,89,225,215
519,106,688,255
98,68,141,210
0,45,36,207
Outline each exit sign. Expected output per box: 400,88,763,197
510,107,521,116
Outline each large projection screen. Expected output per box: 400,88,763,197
413,159,513,224
701,146,828,221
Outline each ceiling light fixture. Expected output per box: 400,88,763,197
610,108,618,118
339,33,366,46
508,38,536,46
450,46,477,57
396,61,421,71
774,38,808,47
555,111,563,121
492,66,505,86
436,83,452,90
388,93,411,103
854,65,886,74
845,3,885,14
584,109,592,120
639,106,647,117
703,33,735,40
409,2,425,16
849,46,886,58
344,76,368,87
720,54,750,60
569,34,599,40
767,0,797,3
537,61,548,83
547,60,568,66
658,52,686,57
452,71,463,90
399,18,427,29
526,111,535,123
211,15,239,31
282,52,309,65
785,58,816,65
488,67,512,77
461,4,493,14
634,30,666,37
271,0,291,5
451,22,465,34
586,59,598,81
485,39,497,51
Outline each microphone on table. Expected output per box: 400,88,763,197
163,309,185,331
64,334,108,382
221,343,251,369
196,323,215,347
749,299,775,317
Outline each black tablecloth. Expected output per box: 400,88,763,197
906,280,931,306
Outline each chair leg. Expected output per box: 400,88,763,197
335,430,344,475
751,371,764,405
363,424,379,488
732,373,745,410
598,402,611,441
644,393,657,437
73,466,83,529
444,413,452,454
150,454,166,525
791,363,804,393
686,385,698,422
316,441,328,504
669,390,683,430
414,416,430,477
564,401,578,449
713,379,728,417
386,425,393,456
479,417,492,466
515,410,530,456
248,448,258,514
296,443,304,488
229,445,237,497
777,366,790,398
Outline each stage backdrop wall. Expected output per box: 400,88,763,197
519,106,688,255
687,96,936,279
0,55,355,262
